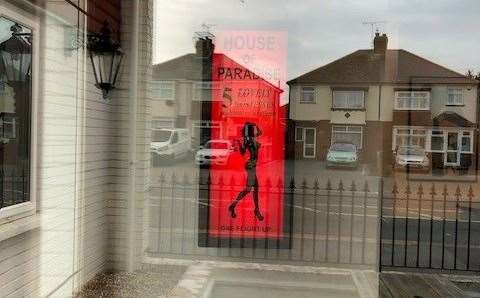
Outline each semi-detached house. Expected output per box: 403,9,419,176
287,32,478,173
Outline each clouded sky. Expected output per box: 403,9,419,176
153,0,480,80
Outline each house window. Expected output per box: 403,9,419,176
0,14,36,220
393,127,427,150
151,117,175,129
394,91,430,110
461,131,473,153
332,91,364,109
295,127,304,141
193,81,221,101
430,130,444,152
150,81,175,100
0,114,16,140
447,88,464,106
300,86,315,103
302,128,316,158
332,125,363,149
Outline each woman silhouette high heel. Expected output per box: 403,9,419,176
228,122,264,221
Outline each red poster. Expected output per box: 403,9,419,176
199,31,290,246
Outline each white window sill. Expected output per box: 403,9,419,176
0,214,40,243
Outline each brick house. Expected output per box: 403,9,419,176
287,33,478,172
150,37,283,148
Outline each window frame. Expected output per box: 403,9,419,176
193,81,222,101
460,131,473,153
302,127,316,158
331,125,363,149
151,117,175,129
0,6,39,223
299,86,315,104
0,113,16,140
446,88,464,106
150,80,175,101
392,127,427,150
394,91,430,110
430,130,445,153
332,90,365,110
295,127,304,141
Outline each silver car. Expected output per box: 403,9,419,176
326,143,359,168
394,146,429,170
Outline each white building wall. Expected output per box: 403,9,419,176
431,85,477,123
0,1,115,296
106,0,153,271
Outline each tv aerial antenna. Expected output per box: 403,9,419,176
194,23,216,41
362,21,387,45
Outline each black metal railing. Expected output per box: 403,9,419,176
147,173,379,266
380,181,480,272
0,168,30,209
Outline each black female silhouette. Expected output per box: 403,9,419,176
228,122,264,221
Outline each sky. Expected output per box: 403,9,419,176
153,0,480,81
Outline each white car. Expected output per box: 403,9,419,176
394,146,429,170
195,140,234,166
151,128,191,160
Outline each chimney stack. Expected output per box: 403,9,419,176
195,36,215,58
373,32,388,55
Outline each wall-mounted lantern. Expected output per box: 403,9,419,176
87,21,123,99
0,23,32,85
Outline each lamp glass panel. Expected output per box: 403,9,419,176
0,18,32,83
100,52,112,84
111,52,123,85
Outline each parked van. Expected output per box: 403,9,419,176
151,128,191,160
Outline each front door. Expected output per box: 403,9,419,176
444,131,460,166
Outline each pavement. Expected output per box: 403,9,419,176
76,260,480,298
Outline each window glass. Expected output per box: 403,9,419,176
151,81,175,100
333,91,364,109
394,91,429,110
447,133,458,150
431,135,444,151
152,130,172,142
447,88,464,105
143,1,480,295
332,125,362,148
193,81,222,101
462,135,471,152
300,86,315,103
295,127,303,141
171,132,178,143
0,17,32,210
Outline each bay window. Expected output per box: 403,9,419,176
393,127,427,149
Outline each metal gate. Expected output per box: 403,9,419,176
380,179,480,272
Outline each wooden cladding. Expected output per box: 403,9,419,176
25,0,122,40
87,0,121,40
